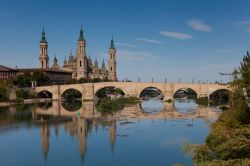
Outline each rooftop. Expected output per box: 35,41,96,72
17,68,72,74
0,65,17,72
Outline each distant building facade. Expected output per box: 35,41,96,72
0,65,17,80
39,27,117,81
16,68,72,85
0,27,117,85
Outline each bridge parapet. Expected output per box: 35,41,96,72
34,82,231,101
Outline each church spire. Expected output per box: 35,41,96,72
94,58,98,66
110,36,115,49
78,26,85,41
64,57,67,65
101,59,106,69
53,55,57,64
40,27,47,43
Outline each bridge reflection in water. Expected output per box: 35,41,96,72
32,100,221,160
33,100,221,121
0,100,222,163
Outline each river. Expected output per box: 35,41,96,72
0,99,222,166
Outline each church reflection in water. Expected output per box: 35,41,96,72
0,100,222,161
39,115,117,161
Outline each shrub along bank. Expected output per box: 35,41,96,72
96,97,139,113
185,52,250,166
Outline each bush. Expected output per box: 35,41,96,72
96,97,139,113
0,86,9,101
16,89,30,101
79,77,88,83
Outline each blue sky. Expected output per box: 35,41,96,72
1,0,250,82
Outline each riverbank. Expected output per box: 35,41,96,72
184,107,250,166
0,98,52,107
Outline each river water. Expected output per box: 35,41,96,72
0,99,221,166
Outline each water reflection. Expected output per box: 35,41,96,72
61,101,82,112
139,100,164,114
0,100,223,166
39,117,117,161
173,99,197,114
0,100,222,127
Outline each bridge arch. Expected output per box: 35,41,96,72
95,86,125,98
139,86,164,100
209,88,232,96
61,88,83,100
37,90,53,99
173,87,198,99
209,88,232,102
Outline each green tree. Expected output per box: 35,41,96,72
79,77,88,83
92,78,102,83
102,77,109,82
188,52,250,165
16,89,30,101
230,51,250,123
12,72,31,88
0,82,9,101
32,71,49,86
68,78,78,84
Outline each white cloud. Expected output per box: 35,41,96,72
235,19,250,25
159,31,192,39
187,19,212,32
216,49,236,53
136,38,162,44
115,42,136,48
118,50,159,61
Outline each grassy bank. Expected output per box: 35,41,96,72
96,97,139,113
184,52,250,166
184,109,250,166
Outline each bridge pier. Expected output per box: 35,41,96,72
52,85,61,101
163,90,174,101
82,83,95,100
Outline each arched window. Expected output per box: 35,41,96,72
111,66,112,71
80,61,82,67
42,61,44,68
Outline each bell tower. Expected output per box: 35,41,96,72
77,26,87,79
39,28,49,69
108,37,117,81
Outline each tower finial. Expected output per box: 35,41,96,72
54,54,57,64
110,36,115,49
40,27,47,43
78,25,85,41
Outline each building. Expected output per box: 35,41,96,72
0,65,17,80
14,28,73,85
39,27,117,81
16,68,72,85
1,26,117,85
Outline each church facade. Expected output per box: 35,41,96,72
39,27,117,81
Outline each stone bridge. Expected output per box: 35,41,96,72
33,82,231,101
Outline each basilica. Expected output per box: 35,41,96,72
39,27,117,81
